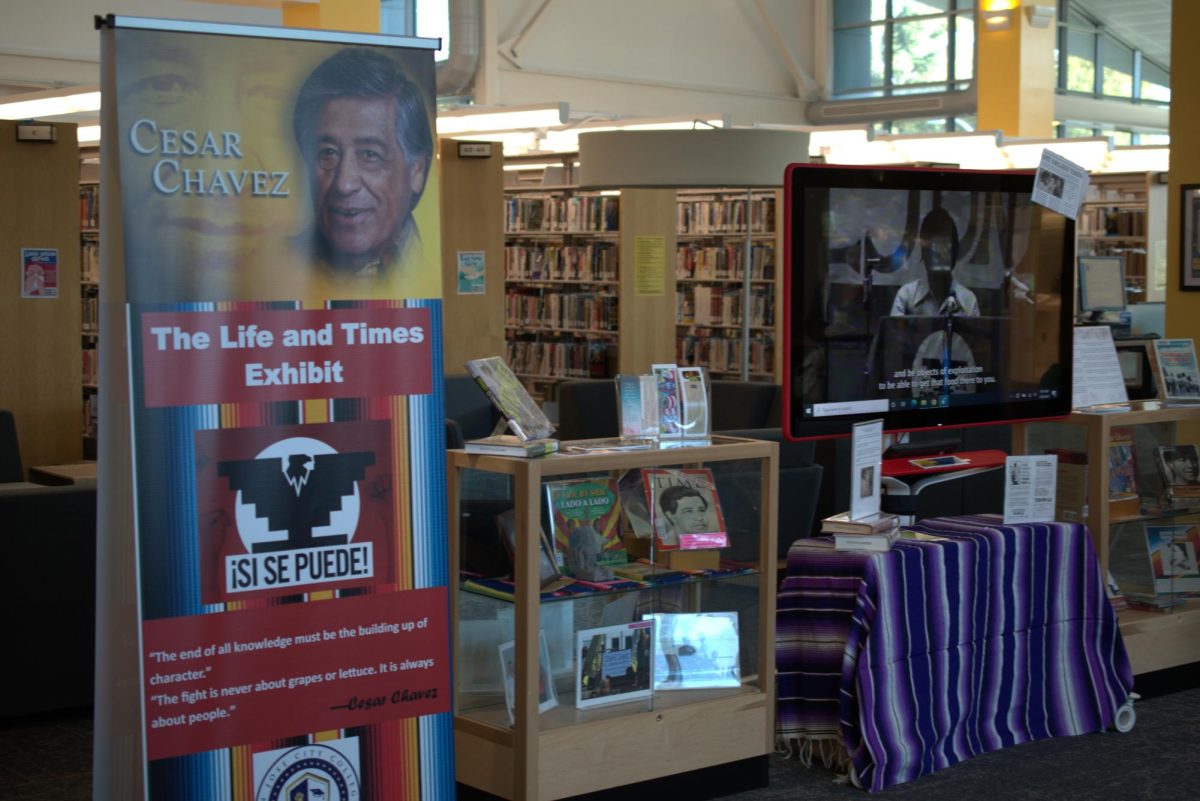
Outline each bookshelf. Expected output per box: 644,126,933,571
1076,171,1168,305
674,188,782,382
502,157,676,397
80,180,99,458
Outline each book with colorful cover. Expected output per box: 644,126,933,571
544,477,627,581
465,356,555,441
1150,338,1200,402
1108,427,1138,497
575,621,654,709
642,467,728,551
1145,523,1200,595
465,434,559,458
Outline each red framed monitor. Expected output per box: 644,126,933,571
782,164,1075,441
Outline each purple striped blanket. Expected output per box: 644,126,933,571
776,515,1133,791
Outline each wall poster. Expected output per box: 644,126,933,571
96,16,453,801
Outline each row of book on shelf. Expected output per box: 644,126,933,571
497,609,743,722
504,340,613,381
82,348,98,386
676,285,773,327
504,242,618,283
676,335,773,377
505,194,620,234
79,184,99,229
676,242,774,281
81,239,100,283
1076,205,1146,238
506,290,618,333
676,195,775,235
82,296,99,334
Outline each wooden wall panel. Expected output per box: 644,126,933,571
0,121,82,474
439,138,506,376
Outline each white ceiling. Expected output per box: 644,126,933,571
1074,0,1172,69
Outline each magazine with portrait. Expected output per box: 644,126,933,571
642,612,740,690
495,508,562,587
465,355,556,441
575,621,654,709
1154,444,1200,501
642,468,728,551
544,478,628,580
1150,339,1200,402
498,631,558,724
1144,524,1200,595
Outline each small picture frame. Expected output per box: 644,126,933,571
1180,184,1200,291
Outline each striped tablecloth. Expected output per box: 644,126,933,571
776,515,1133,792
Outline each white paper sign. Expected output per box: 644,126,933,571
1032,150,1089,220
850,419,883,520
1004,454,1058,524
1073,326,1129,409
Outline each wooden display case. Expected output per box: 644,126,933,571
448,436,778,800
1015,401,1200,674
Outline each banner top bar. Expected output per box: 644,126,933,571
96,14,440,51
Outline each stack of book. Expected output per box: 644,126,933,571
821,511,901,552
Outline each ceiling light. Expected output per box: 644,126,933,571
436,103,568,135
1002,136,1112,171
983,10,1012,30
882,131,1006,169
0,85,101,120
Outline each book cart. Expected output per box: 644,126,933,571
1014,401,1200,675
448,436,778,800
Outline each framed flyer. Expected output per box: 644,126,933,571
1181,184,1200,291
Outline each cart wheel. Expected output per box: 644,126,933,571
1114,694,1139,733
849,764,864,789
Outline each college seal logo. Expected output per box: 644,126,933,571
253,739,361,801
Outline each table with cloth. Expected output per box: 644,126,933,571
775,514,1133,792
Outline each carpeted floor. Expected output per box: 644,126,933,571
6,687,1200,800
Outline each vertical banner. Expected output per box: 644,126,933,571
98,17,452,801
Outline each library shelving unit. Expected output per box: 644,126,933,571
80,179,99,458
502,156,678,398
448,436,779,800
1076,171,1168,305
1014,402,1200,675
675,188,782,382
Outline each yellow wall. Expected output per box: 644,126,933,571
1167,2,1200,341
282,0,379,33
975,1,1057,138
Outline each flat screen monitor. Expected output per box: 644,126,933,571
783,164,1075,440
1078,255,1127,312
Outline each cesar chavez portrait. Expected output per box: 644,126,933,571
290,47,439,297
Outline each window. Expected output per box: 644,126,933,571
833,0,975,100
1057,1,1168,105
381,0,449,61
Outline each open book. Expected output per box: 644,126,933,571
465,356,555,441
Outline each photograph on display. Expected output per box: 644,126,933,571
1182,185,1200,291
575,621,654,709
1154,444,1200,500
1150,339,1200,401
643,612,741,691
498,632,558,724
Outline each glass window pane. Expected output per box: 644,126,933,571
955,13,974,81
1101,37,1134,98
1062,123,1095,138
1138,132,1170,145
892,18,949,86
890,117,951,134
894,0,950,16
953,115,977,132
834,0,888,26
1099,128,1134,146
834,25,887,93
1065,29,1095,92
1141,61,1170,103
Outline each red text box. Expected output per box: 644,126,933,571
141,588,450,761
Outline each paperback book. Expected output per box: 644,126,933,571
821,511,899,535
643,611,740,690
642,467,728,551
575,621,654,709
1107,427,1140,518
615,373,659,439
833,529,901,553
544,477,628,581
465,355,555,441
465,434,559,458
